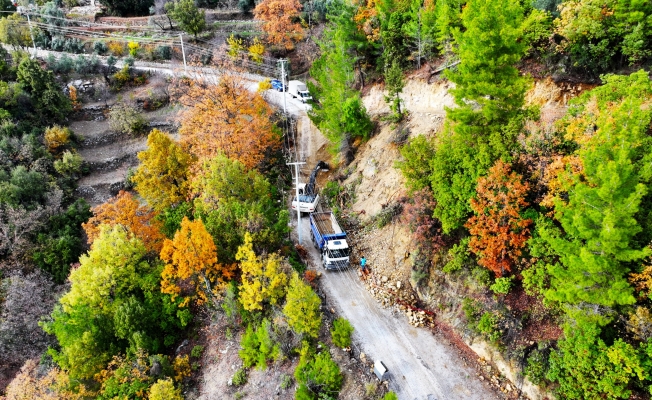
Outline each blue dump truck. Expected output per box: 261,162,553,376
310,212,350,270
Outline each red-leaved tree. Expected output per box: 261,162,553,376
401,188,445,258
465,160,531,277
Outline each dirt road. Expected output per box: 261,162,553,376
296,217,497,400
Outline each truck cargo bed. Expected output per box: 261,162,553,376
311,212,343,235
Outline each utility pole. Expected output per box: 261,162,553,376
278,59,288,114
287,161,305,244
417,9,422,69
17,6,37,59
179,33,187,73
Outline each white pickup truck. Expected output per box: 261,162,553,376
288,80,312,103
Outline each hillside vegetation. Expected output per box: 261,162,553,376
0,0,651,399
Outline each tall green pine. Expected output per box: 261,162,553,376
430,0,528,232
543,71,652,308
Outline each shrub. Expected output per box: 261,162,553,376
490,277,513,295
462,298,483,330
73,55,89,74
87,55,100,73
50,36,66,52
239,319,280,370
44,125,71,153
280,373,292,389
63,38,83,54
304,269,318,286
172,355,191,382
155,45,172,60
294,346,342,400
124,56,135,67
257,78,272,92
470,266,491,288
443,238,470,273
111,65,132,90
93,41,108,55
365,381,378,397
54,54,74,73
107,55,117,71
477,312,501,342
108,102,147,135
191,345,204,358
221,281,240,325
107,41,125,56
524,346,549,385
384,392,398,400
401,188,444,258
149,378,183,400
321,181,342,208
149,354,174,377
375,202,402,228
330,317,353,348
232,368,247,386
54,150,84,177
128,41,140,57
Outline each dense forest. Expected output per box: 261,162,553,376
0,0,651,399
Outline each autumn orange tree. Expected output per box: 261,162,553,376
253,0,304,50
160,217,235,306
175,74,280,170
133,129,195,213
82,191,165,253
465,160,532,277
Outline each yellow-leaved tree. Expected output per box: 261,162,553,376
149,378,183,400
82,191,165,253
133,129,194,212
44,125,72,154
283,272,322,338
236,232,287,311
160,217,235,306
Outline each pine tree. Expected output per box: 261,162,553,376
165,0,206,40
309,22,372,154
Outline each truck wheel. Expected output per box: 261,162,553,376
311,231,317,249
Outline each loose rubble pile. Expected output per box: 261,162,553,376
363,274,435,328
346,221,436,328
477,357,514,395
